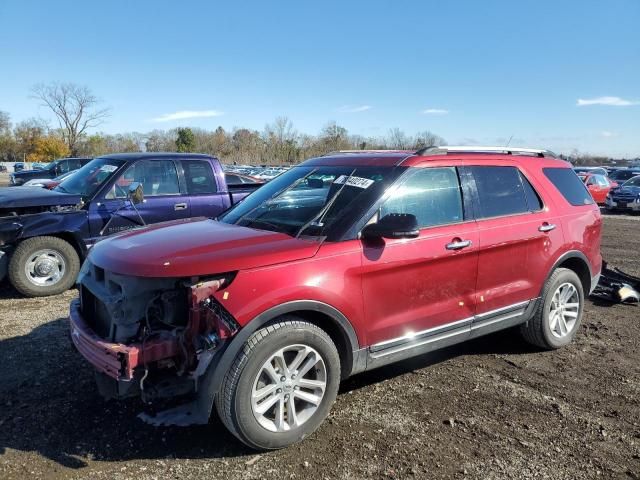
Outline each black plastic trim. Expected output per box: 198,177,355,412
542,250,594,295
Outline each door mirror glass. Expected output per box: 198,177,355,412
306,178,324,189
362,213,419,239
128,182,144,204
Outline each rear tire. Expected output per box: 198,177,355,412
216,317,341,450
8,236,80,297
520,268,584,349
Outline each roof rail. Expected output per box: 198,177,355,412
415,145,558,158
322,149,412,156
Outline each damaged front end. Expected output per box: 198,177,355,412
70,260,239,421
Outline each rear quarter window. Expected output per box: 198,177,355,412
543,168,594,206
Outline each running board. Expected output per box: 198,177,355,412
366,299,538,370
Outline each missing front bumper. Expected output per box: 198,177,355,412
69,299,179,381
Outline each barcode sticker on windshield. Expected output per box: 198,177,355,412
334,175,375,189
100,165,118,172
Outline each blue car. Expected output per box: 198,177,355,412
605,175,640,213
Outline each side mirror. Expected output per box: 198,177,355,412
362,213,419,240
307,178,324,189
128,182,144,204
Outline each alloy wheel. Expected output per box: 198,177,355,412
251,344,327,432
548,282,580,338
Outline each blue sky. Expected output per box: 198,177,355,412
1,0,638,157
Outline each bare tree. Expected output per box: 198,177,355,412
264,117,298,162
414,130,446,149
0,110,11,133
386,127,409,149
31,82,110,154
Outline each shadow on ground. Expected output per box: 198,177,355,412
0,314,540,469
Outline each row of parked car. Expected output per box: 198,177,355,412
225,164,291,181
573,165,640,213
1,147,607,450
7,159,290,188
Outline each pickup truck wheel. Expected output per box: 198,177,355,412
520,268,584,349
216,318,340,450
8,236,80,297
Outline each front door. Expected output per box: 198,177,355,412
361,165,479,347
88,159,191,239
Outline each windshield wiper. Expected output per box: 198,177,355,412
56,185,70,194
295,169,356,238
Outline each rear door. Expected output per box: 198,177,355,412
469,164,564,319
89,159,191,237
361,164,479,347
180,159,227,217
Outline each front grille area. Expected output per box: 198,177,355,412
80,285,112,338
77,259,185,343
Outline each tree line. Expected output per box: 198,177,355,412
0,82,446,165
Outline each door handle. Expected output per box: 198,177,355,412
446,239,472,250
174,203,188,211
538,223,556,232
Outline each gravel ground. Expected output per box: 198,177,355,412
0,180,639,478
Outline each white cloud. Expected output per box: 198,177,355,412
576,96,638,106
600,131,619,137
421,108,449,115
337,105,372,113
152,110,224,122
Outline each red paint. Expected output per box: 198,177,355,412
69,300,178,380
578,173,615,204
81,151,602,357
90,218,321,277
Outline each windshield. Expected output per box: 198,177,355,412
623,176,640,188
219,165,403,238
55,157,125,197
54,170,76,181
611,170,637,181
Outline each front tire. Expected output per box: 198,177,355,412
8,236,80,297
520,268,584,349
216,318,341,450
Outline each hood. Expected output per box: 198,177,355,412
89,217,322,277
0,187,82,209
613,185,640,196
12,169,54,179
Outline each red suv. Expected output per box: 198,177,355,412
70,146,602,449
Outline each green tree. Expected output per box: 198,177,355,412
175,127,196,152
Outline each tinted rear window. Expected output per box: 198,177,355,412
470,166,530,218
543,168,593,206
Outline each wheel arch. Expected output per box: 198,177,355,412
150,301,363,427
206,300,360,400
16,231,85,262
544,250,592,295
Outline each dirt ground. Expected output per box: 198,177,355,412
0,183,639,478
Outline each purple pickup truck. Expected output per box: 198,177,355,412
0,153,260,297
